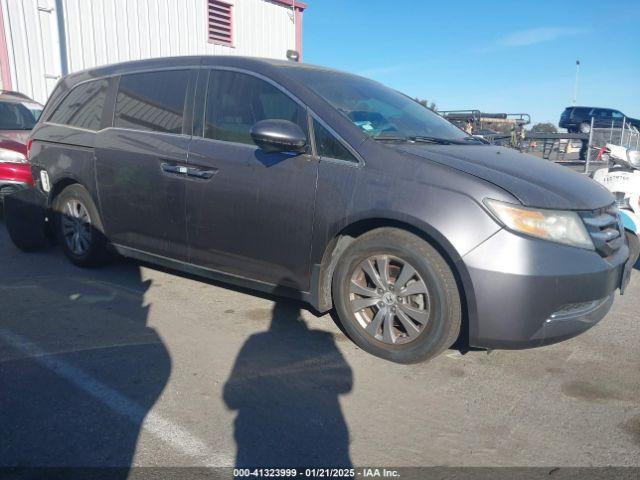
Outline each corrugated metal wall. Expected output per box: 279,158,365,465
0,0,297,104
0,0,63,102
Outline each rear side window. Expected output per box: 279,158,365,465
115,70,189,134
313,119,357,163
48,79,109,131
204,70,307,145
571,107,590,119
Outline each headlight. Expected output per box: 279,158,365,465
627,150,640,168
484,199,595,250
0,147,27,164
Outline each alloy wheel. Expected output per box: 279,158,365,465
61,199,92,256
349,255,431,345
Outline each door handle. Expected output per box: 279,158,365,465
161,163,188,175
186,167,218,179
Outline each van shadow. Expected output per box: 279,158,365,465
0,201,170,477
223,284,353,468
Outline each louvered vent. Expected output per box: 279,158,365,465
208,1,233,46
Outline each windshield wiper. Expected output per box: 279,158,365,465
462,136,486,144
372,134,472,145
372,133,410,142
408,136,453,145
372,134,452,144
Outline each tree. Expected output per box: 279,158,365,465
414,98,437,112
530,122,558,134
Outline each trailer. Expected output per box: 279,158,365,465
439,110,530,131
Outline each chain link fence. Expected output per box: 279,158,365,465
586,117,640,173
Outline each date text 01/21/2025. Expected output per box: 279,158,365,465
232,468,400,478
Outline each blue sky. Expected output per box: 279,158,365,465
302,0,640,125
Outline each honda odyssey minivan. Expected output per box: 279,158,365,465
23,56,632,363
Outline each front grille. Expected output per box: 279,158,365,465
580,205,624,257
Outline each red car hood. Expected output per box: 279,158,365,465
0,130,30,145
0,130,29,157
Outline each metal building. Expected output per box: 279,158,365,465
0,0,306,104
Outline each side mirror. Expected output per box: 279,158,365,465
250,119,307,154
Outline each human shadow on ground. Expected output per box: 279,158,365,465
0,202,170,479
223,284,353,468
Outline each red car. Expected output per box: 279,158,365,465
0,90,43,200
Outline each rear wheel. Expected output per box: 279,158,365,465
579,122,591,134
54,184,109,267
332,228,461,363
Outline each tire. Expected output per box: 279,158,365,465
332,228,461,364
579,122,591,134
53,184,109,267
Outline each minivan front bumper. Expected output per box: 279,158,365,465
463,228,630,349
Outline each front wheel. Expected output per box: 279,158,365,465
332,228,461,364
579,122,591,134
54,184,109,267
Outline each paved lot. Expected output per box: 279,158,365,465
0,218,639,469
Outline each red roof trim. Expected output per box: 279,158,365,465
271,0,307,11
0,1,12,90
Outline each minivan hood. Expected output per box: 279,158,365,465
396,144,614,211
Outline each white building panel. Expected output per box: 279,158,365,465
0,0,304,104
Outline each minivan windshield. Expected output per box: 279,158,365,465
285,67,478,144
0,100,42,130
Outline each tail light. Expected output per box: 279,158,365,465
26,139,33,161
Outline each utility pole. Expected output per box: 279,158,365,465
572,60,580,106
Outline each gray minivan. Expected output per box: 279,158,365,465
22,56,632,363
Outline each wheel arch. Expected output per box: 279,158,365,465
46,175,107,237
312,216,477,348
49,176,81,207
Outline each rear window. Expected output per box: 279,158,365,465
48,79,109,131
0,101,41,130
115,70,189,134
